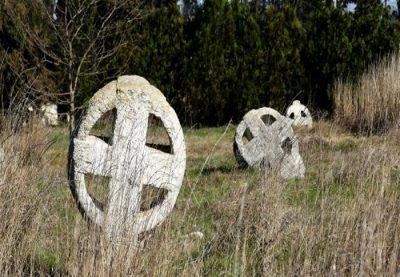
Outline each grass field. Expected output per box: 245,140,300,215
1,120,400,276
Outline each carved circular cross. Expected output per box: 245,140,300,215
68,75,186,240
234,107,305,179
286,100,313,128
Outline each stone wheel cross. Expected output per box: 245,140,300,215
68,76,186,241
234,107,305,179
234,107,282,167
286,100,313,128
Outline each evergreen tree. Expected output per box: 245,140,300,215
1,0,400,126
301,2,353,110
184,0,236,124
351,0,399,76
258,4,306,110
229,0,263,119
134,0,185,109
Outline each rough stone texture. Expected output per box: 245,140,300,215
68,75,186,242
40,103,59,126
234,107,305,179
0,147,3,164
273,117,306,179
234,108,282,167
286,100,313,128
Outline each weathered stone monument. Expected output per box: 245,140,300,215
234,107,305,179
286,100,313,128
40,103,59,126
68,75,186,242
0,147,3,164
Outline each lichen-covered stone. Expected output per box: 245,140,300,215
68,75,186,242
234,107,305,179
286,100,313,128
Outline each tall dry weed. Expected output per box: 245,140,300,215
232,123,400,275
0,115,54,275
1,106,400,276
334,52,400,133
36,122,400,276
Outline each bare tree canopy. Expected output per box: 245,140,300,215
1,0,142,132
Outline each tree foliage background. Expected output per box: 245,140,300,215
1,0,399,126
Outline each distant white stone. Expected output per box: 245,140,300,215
182,231,204,240
286,100,313,129
40,103,59,126
68,75,186,242
234,107,305,179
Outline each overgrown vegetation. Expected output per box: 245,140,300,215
1,1,400,275
334,51,400,133
0,117,399,275
1,0,400,126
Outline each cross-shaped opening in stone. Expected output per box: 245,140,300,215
281,137,292,155
89,108,117,145
85,174,110,212
140,185,168,211
261,114,276,125
242,127,254,145
146,114,173,154
301,110,307,117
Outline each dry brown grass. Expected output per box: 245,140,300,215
0,117,53,275
334,52,400,133
211,122,400,275
0,114,400,275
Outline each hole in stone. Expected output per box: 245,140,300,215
140,185,168,211
242,127,254,145
85,174,110,212
281,137,292,155
90,108,116,145
146,114,173,154
261,114,276,125
301,110,307,117
289,112,295,119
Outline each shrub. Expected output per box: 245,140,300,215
334,52,400,133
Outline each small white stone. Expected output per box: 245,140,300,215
182,231,204,240
40,103,59,126
68,75,186,242
286,100,313,128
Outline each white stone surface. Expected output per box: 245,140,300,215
286,100,313,128
234,107,305,179
0,147,3,164
40,103,59,126
68,75,186,242
182,231,204,240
